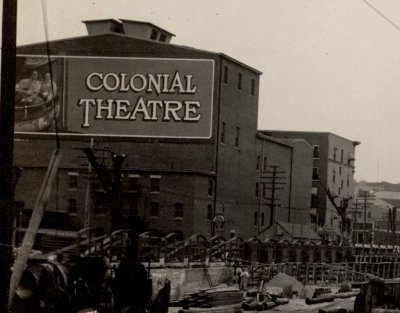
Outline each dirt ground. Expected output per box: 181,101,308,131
271,297,355,313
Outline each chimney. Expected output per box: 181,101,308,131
83,19,123,35
82,18,175,43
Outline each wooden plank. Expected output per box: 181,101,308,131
9,149,62,305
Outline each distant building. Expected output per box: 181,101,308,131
352,181,400,245
260,131,360,239
355,180,400,194
254,134,314,238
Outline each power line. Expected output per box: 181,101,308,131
361,0,400,32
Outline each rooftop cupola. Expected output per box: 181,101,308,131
82,18,175,43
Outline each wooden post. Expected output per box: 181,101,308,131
0,0,17,311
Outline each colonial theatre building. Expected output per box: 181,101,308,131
13,18,266,244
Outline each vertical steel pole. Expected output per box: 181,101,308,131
0,0,18,311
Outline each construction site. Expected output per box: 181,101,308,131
2,2,400,312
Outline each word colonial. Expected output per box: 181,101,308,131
78,71,204,128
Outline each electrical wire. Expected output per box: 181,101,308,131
361,0,400,32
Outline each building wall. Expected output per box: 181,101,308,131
262,131,358,236
214,58,261,239
14,28,263,240
324,133,357,232
285,139,313,224
253,137,292,233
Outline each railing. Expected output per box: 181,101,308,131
250,262,380,287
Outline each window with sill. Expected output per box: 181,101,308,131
175,202,184,219
312,145,320,159
221,122,226,144
235,127,240,147
207,204,213,220
68,173,78,189
150,176,161,193
68,198,77,215
150,202,159,217
223,66,228,84
238,72,242,90
127,174,139,192
312,167,319,180
208,179,214,196
251,78,255,95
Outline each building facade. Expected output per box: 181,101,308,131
261,131,360,238
13,19,315,247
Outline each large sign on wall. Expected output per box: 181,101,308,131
15,55,215,139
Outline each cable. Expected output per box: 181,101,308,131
361,0,400,32
41,0,61,149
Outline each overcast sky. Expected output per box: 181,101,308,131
13,0,400,183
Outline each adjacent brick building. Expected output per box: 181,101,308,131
261,131,360,239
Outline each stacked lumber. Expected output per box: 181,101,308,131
182,287,243,308
179,304,242,313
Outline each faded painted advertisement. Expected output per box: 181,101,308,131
15,55,215,139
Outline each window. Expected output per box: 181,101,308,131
150,176,161,193
256,155,260,170
347,174,350,187
311,187,318,208
261,212,265,227
175,203,184,219
251,79,255,95
312,145,320,159
208,179,213,196
312,167,319,180
340,149,344,163
68,198,77,215
68,172,78,189
235,127,240,147
150,29,158,40
238,72,242,90
262,182,266,198
223,66,228,84
333,147,337,161
207,205,213,220
333,169,336,184
339,167,342,175
150,202,159,217
263,157,267,172
338,187,341,195
367,211,371,219
255,182,259,197
221,122,226,144
159,33,167,42
254,212,258,226
127,174,139,192
341,180,344,189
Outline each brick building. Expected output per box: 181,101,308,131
13,19,313,245
261,131,360,239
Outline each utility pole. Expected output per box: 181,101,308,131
354,190,373,245
0,0,18,311
262,165,286,227
363,190,367,244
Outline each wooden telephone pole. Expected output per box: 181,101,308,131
0,0,18,311
262,165,286,227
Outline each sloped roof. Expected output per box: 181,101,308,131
277,221,320,240
17,32,262,74
375,191,400,200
